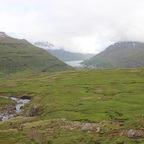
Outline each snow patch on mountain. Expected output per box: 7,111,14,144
0,32,6,38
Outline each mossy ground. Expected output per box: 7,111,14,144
0,69,144,143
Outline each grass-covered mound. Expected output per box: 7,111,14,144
0,69,144,143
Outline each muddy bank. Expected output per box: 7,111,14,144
0,96,30,121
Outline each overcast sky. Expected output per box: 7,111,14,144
0,0,144,53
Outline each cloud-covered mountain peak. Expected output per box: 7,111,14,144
34,41,54,49
0,32,8,38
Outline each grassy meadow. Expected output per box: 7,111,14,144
0,69,144,143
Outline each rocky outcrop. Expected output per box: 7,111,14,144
81,123,100,132
128,129,144,138
50,118,105,133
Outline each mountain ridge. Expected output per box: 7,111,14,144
82,41,144,68
0,32,73,73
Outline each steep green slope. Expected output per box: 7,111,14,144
0,32,72,73
82,41,144,68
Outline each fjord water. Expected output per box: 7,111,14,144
64,60,83,67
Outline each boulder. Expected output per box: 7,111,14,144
128,129,144,138
81,123,94,131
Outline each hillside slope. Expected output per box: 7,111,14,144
82,41,144,68
0,32,73,73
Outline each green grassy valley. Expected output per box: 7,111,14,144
1,0,144,143
0,69,144,143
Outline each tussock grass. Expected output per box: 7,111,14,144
0,69,144,143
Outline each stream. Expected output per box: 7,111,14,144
0,96,30,121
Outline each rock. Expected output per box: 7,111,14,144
20,96,31,99
20,106,23,110
2,117,6,121
29,105,37,116
69,127,74,131
8,110,15,115
81,123,93,131
49,118,102,133
0,116,3,121
128,129,144,138
60,118,66,121
99,120,106,125
28,104,42,116
9,122,15,126
95,127,100,133
19,123,27,130
128,130,137,138
13,113,19,117
72,121,82,127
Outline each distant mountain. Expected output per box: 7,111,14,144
0,32,73,73
82,41,144,68
34,41,94,61
46,49,94,61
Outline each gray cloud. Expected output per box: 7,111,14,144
0,0,144,53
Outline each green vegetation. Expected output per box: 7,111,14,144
0,33,73,74
82,41,144,68
0,97,14,110
83,58,115,68
0,69,144,143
